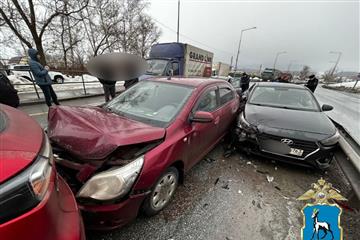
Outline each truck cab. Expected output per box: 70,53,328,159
145,58,180,77
141,42,213,80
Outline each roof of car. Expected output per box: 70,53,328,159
255,82,306,89
150,77,227,88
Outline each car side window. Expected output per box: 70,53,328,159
196,89,217,112
219,87,234,105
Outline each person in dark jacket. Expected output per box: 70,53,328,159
0,72,20,108
305,74,319,93
240,72,251,92
124,78,138,90
28,48,60,107
99,78,116,102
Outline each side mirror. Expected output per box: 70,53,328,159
241,92,248,102
190,111,214,123
322,104,333,111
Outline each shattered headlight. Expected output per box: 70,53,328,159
237,113,257,133
77,156,144,201
320,131,340,146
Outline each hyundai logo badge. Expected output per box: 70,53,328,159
281,138,294,145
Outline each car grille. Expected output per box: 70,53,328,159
257,133,319,158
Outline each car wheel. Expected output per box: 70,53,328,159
142,167,179,216
55,76,64,84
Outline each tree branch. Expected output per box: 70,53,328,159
27,0,36,27
11,0,32,29
39,0,89,39
0,7,32,47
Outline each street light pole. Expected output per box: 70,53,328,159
234,26,256,72
273,51,287,71
329,51,342,77
177,0,180,43
287,60,296,72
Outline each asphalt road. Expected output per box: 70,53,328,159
17,92,360,240
315,86,360,145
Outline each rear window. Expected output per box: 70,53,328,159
13,66,30,71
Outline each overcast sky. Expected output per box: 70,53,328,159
147,0,359,73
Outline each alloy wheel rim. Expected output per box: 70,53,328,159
151,172,177,210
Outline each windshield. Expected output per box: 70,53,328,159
146,59,169,75
249,86,320,111
105,81,193,127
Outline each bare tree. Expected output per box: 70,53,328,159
135,14,161,57
300,65,310,80
0,0,88,65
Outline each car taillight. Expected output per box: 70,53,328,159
0,134,53,224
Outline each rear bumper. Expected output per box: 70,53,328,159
79,193,147,230
1,175,84,240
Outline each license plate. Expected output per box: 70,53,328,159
289,148,304,156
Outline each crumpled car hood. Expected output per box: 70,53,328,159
47,106,165,160
245,104,336,140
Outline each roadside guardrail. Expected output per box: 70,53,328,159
333,120,360,208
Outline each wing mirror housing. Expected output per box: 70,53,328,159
190,111,214,123
322,104,333,111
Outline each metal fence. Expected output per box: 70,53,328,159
1,67,104,100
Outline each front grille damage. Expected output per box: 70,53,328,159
257,133,319,158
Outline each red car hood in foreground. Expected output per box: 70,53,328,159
47,106,165,160
0,104,43,183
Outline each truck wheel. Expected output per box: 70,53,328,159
142,167,179,216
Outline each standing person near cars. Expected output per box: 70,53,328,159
99,78,116,102
240,72,251,92
0,72,19,108
28,48,60,107
98,67,116,102
305,74,319,93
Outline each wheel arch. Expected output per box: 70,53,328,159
170,160,185,184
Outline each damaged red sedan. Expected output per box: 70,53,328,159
47,78,239,230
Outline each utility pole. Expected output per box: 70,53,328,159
177,0,180,43
329,51,342,77
273,51,287,71
234,27,257,72
287,60,296,72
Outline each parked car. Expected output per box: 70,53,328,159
261,68,282,81
47,78,239,230
235,82,339,169
0,104,84,240
11,64,65,83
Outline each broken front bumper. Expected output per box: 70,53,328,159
235,127,336,169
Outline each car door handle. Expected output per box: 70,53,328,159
214,116,220,125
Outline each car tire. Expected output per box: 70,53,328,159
55,76,64,84
142,167,179,216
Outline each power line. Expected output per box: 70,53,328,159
152,17,234,57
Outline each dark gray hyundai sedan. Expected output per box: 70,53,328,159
235,82,339,169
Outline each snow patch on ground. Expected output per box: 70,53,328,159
328,81,359,89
